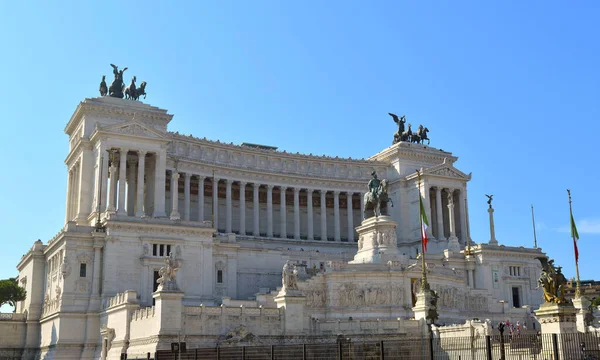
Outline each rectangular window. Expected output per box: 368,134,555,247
166,245,171,256
79,263,87,277
217,270,223,284
159,244,164,257
512,287,521,308
153,244,157,256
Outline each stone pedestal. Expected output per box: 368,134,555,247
350,216,399,264
412,289,436,337
153,290,185,335
573,296,591,333
534,303,577,334
275,290,306,335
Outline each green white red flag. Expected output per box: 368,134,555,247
419,195,429,252
570,211,579,264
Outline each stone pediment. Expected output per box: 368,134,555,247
422,160,471,181
100,120,166,140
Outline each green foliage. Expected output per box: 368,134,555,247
592,297,600,307
0,278,27,308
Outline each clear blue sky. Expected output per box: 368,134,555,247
1,2,598,296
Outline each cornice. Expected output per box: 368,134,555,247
65,97,173,135
107,219,214,237
169,131,386,166
369,142,457,165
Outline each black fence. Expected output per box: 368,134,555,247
132,332,600,360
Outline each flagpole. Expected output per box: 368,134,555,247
416,170,429,292
567,189,581,298
531,205,538,249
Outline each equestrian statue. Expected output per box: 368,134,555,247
363,171,393,219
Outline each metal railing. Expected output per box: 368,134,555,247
133,332,600,360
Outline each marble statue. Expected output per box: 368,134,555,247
282,260,298,290
156,252,181,291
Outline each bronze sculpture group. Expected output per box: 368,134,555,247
99,64,147,101
389,113,430,145
537,258,570,305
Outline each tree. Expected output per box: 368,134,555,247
592,296,600,308
0,278,26,308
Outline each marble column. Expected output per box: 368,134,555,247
198,175,205,222
307,189,314,240
170,171,181,220
184,173,191,221
488,205,498,245
346,192,354,242
280,187,287,239
239,182,246,235
293,188,301,240
435,187,444,240
458,189,467,244
152,150,167,218
107,162,118,213
117,149,128,215
100,147,109,213
253,183,260,236
320,190,327,240
212,178,219,230
333,191,341,241
360,193,365,222
447,188,460,251
65,168,73,222
127,158,136,216
266,185,274,237
135,151,146,217
225,179,232,233
197,176,205,222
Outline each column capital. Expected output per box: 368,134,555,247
137,149,147,156
293,187,301,194
435,186,442,193
184,172,192,180
280,185,287,191
213,177,220,183
172,171,180,179
307,189,314,194
253,182,260,189
267,184,275,190
333,190,341,196
239,180,247,186
197,174,205,180
346,191,354,196
225,178,232,185
119,147,130,154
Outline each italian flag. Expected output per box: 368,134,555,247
420,195,429,252
571,211,579,264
